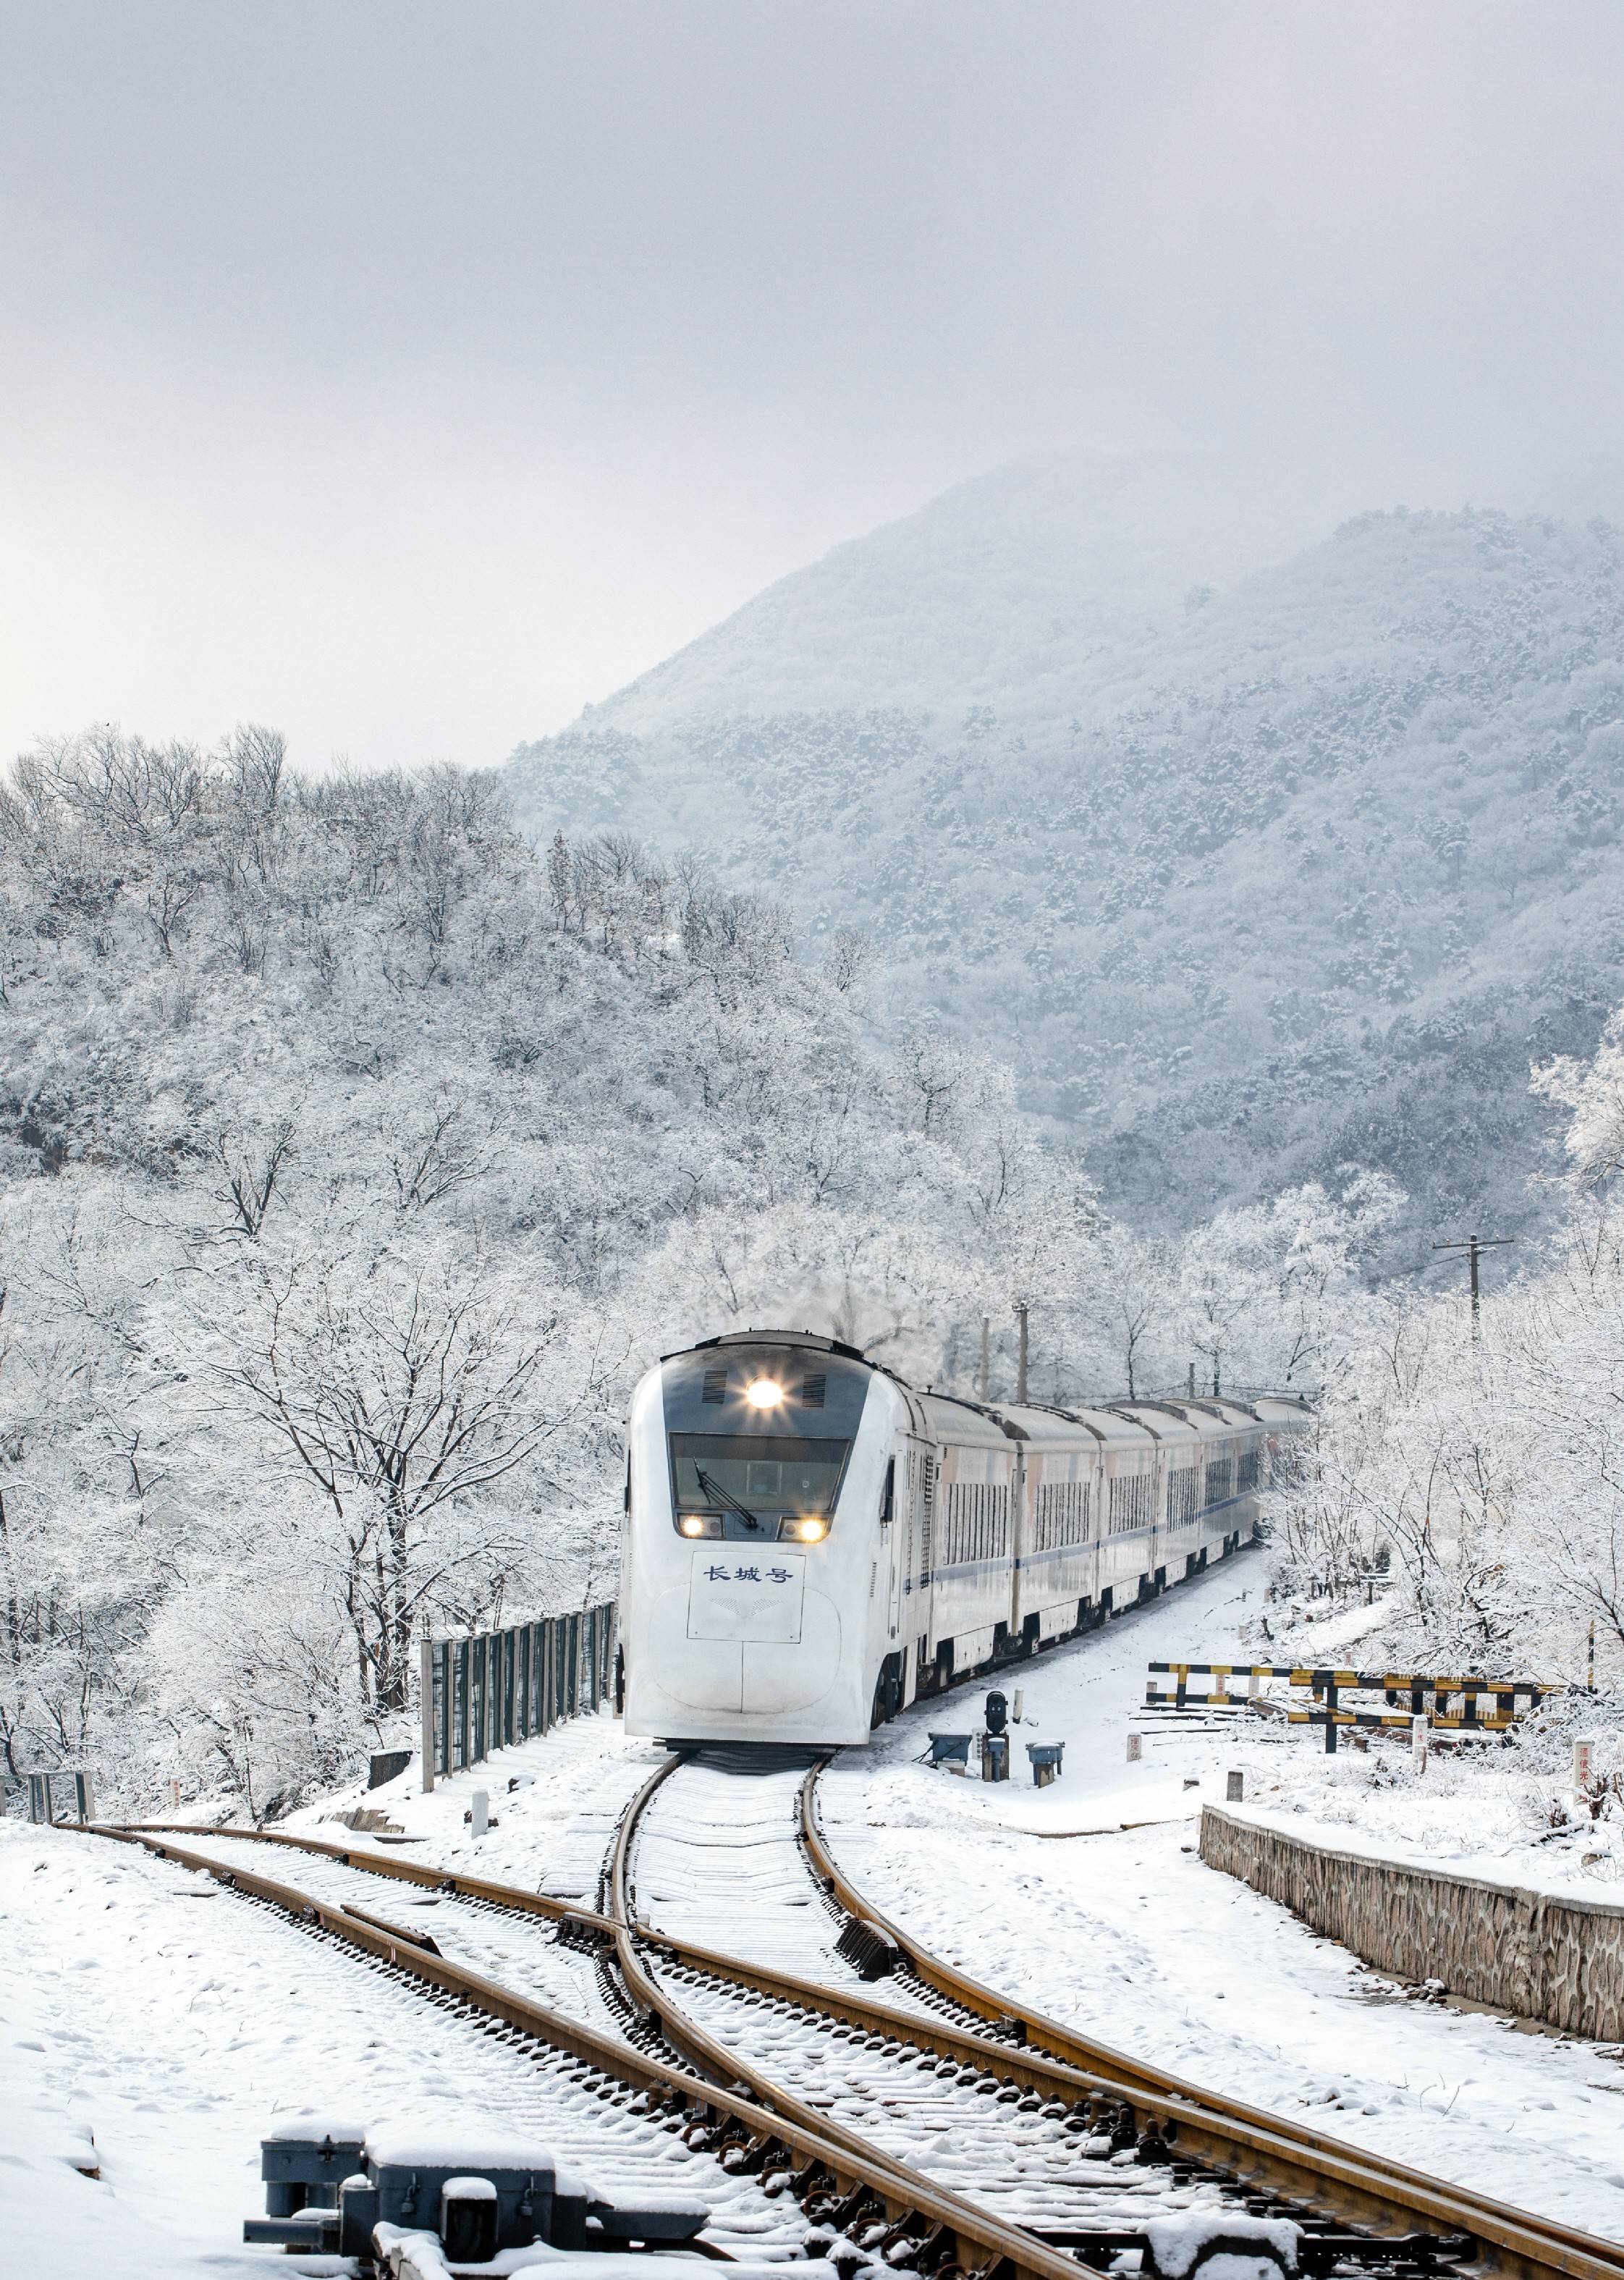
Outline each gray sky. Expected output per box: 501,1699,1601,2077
3,3,1623,772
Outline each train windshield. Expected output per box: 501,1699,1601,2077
669,1433,851,1540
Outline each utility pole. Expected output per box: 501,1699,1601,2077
978,1316,991,1402
1015,1302,1029,1406
1432,1232,1514,1343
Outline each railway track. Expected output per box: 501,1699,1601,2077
91,1817,1102,2280
77,1821,805,2260
98,1753,1624,2280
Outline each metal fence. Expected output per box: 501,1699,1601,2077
25,1770,97,1823
419,1603,617,1792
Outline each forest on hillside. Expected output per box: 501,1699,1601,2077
509,504,1624,1250
0,730,1391,1817
1270,1012,1624,1703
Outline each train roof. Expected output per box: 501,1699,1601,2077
659,1331,1293,1453
915,1389,1268,1455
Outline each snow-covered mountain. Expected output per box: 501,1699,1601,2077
506,455,1624,1238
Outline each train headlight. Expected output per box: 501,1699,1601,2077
679,1514,719,1538
780,1516,827,1542
745,1378,784,1409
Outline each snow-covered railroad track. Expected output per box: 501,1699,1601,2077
88,1823,1107,2280
606,1753,1624,2280
793,1762,1624,2280
75,1825,795,2257
100,1768,1624,2280
619,1755,1390,2261
151,1827,629,2040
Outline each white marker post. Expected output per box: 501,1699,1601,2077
1412,1714,1429,1772
1126,1734,1143,1764
1574,1736,1596,1816
470,1787,489,1838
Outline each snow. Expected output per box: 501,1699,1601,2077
12,1549,1624,2273
815,1558,1624,2241
0,1816,801,2278
263,2116,368,2142
365,2132,555,2172
1143,2213,1301,2277
373,2239,826,2280
1206,1798,1624,1912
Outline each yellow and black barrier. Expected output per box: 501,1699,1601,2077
1145,1660,1556,1753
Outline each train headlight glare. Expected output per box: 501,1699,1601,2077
745,1378,784,1409
788,1516,827,1542
679,1515,709,1537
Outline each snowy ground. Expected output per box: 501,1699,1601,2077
815,1554,1624,2241
0,1818,798,2278
9,1548,1624,2271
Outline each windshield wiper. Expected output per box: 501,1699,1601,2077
694,1467,766,1533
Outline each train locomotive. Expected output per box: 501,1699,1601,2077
619,1329,1307,1748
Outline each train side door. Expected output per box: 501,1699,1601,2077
904,1440,936,1660
1007,1445,1025,1644
882,1454,902,1639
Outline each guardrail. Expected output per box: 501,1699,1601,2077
22,1769,97,1823
418,1604,616,1792
1145,1661,1555,1752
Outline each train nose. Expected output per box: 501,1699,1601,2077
741,1599,841,1712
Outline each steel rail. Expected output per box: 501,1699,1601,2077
611,1763,1614,2280
798,1767,1624,2280
114,1820,580,1917
84,1820,1086,2280
603,1757,1101,2280
111,1790,1624,2280
123,1810,1500,2208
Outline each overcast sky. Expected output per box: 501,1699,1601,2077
3,3,1623,772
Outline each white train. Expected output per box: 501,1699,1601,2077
619,1329,1309,1748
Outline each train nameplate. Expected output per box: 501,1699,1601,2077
686,1549,807,1643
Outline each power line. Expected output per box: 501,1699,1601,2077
1431,1231,1514,1340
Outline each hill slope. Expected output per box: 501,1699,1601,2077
507,460,1624,1238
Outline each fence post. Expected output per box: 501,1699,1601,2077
420,1632,436,1794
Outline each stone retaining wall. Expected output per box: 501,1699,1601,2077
1199,1804,1624,2041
